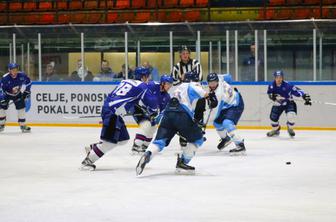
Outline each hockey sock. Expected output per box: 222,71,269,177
181,143,198,164
286,112,296,129
228,130,244,146
0,109,6,125
271,121,280,130
88,141,117,162
216,129,228,139
17,109,26,126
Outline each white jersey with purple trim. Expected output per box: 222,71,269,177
212,78,240,113
172,82,206,118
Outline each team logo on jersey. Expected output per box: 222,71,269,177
11,86,20,94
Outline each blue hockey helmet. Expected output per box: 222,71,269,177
160,74,174,84
8,63,19,70
273,70,284,77
207,73,219,82
184,70,199,82
134,66,150,80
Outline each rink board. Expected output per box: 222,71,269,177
5,81,336,129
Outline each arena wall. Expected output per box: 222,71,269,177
5,82,336,130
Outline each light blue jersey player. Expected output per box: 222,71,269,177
81,67,158,171
131,74,173,154
136,71,218,175
0,63,32,133
208,73,246,154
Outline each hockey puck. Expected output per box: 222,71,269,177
286,162,291,165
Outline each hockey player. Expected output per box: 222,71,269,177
267,70,311,137
171,45,205,149
131,74,173,154
136,71,218,176
81,66,158,171
207,73,246,154
0,63,31,133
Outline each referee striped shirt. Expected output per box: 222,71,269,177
171,59,202,83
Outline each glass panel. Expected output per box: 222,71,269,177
0,31,11,77
267,30,314,81
320,30,336,80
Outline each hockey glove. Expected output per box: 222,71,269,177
207,91,218,109
269,93,277,101
303,94,312,106
22,91,31,100
0,99,6,107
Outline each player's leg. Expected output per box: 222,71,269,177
214,109,232,150
285,101,297,137
81,114,130,170
14,96,30,133
267,105,285,137
136,112,176,175
0,98,9,132
132,120,156,154
176,112,204,173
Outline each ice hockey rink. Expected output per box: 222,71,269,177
0,126,336,222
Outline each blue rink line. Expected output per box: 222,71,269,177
32,81,336,86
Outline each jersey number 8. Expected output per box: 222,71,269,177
115,83,132,96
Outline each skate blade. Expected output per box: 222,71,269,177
229,151,246,156
131,150,145,156
79,165,96,171
218,141,233,150
175,168,195,175
21,130,31,133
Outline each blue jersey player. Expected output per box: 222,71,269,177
207,73,246,154
81,67,158,171
0,63,32,133
131,74,173,154
136,71,218,175
267,70,311,137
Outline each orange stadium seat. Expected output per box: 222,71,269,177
184,10,201,22
286,0,303,5
116,0,130,9
107,12,118,23
302,0,320,5
163,11,183,22
117,12,135,22
324,0,336,4
161,0,178,8
180,0,195,7
0,2,7,11
38,2,53,11
22,2,37,11
147,0,160,8
71,13,87,23
268,0,286,6
275,8,293,19
0,15,7,25
39,13,55,24
131,0,146,8
85,1,98,9
25,14,40,24
58,13,71,23
9,14,23,24
69,1,83,10
132,11,151,22
56,1,68,10
294,8,312,19
9,2,22,12
196,0,208,7
87,13,104,23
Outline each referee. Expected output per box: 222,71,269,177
171,45,206,149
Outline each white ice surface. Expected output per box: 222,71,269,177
0,127,336,222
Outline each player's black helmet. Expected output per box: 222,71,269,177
207,73,219,82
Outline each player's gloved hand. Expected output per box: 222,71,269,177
303,94,312,106
0,99,6,107
149,110,159,126
22,91,30,100
207,91,218,109
269,93,277,101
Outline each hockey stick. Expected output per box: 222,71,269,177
63,112,145,120
293,98,336,106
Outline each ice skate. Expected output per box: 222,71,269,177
0,125,4,132
175,154,195,175
80,157,96,171
229,142,246,155
287,128,295,138
217,136,232,150
267,126,280,137
136,151,151,176
20,125,31,133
